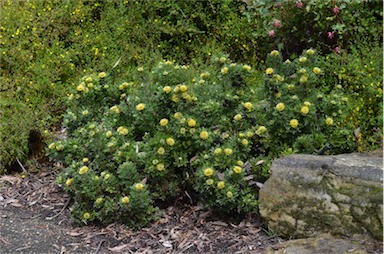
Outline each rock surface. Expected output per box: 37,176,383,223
265,234,377,254
259,153,383,240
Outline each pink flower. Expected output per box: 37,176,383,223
268,30,275,37
332,5,340,14
295,1,303,8
273,20,282,28
334,47,341,54
327,31,335,39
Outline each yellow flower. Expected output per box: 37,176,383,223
233,166,242,174
163,86,172,93
214,148,222,155
166,138,175,146
219,56,227,63
206,179,214,185
226,191,233,198
76,84,85,91
221,67,229,74
217,181,225,189
121,196,130,204
83,212,91,219
203,167,214,177
257,126,267,134
105,131,113,138
200,131,209,140
135,183,145,191
300,106,309,115
87,83,94,88
174,112,183,119
189,128,196,134
290,119,299,128
243,102,253,111
179,85,188,92
160,118,169,126
300,75,308,83
98,72,106,78
136,103,145,111
137,67,144,72
299,57,307,63
85,77,93,82
224,148,233,155
233,114,242,121
237,160,244,166
117,126,129,135
270,50,279,56
68,94,75,100
95,197,104,205
48,143,56,149
65,178,74,186
180,127,186,135
82,158,89,163
157,147,165,155
187,119,196,127
299,68,307,74
110,105,121,114
313,67,321,75
265,68,274,75
156,163,165,171
275,102,285,112
306,49,315,55
241,139,248,146
304,101,311,106
79,166,89,175
325,117,334,125
200,72,210,78
243,64,251,71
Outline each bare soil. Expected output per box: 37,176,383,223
0,163,284,254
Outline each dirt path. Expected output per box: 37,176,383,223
0,166,283,254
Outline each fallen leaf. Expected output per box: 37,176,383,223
108,244,129,252
162,240,173,248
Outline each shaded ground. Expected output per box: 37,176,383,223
0,163,284,254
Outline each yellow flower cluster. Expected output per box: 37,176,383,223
221,67,229,74
299,57,307,63
117,126,129,135
270,50,279,56
200,130,209,140
83,212,91,219
241,139,248,146
98,72,107,78
95,197,104,205
203,167,214,177
174,112,183,119
243,64,251,71
160,118,169,126
110,105,121,114
256,126,267,135
206,179,214,185
214,148,222,155
121,196,130,204
119,82,131,90
83,158,89,163
300,76,308,83
226,191,233,199
136,103,145,111
306,49,315,55
275,102,285,111
79,166,89,174
105,131,113,138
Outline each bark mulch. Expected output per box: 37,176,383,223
0,163,283,254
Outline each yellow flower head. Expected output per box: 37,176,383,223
300,106,310,115
187,118,197,127
219,56,227,63
156,163,165,171
83,212,91,220
300,75,308,83
163,86,172,93
224,148,233,155
76,84,85,91
82,158,89,163
65,178,74,186
313,67,321,75
110,105,121,114
325,117,334,125
95,197,104,205
226,191,233,198
243,102,253,111
290,119,299,128
117,126,129,135
217,181,225,189
160,118,169,126
106,131,113,138
265,68,274,75
121,196,130,204
200,131,209,140
214,148,222,155
179,85,188,92
221,67,229,74
137,67,144,72
234,114,243,121
233,166,242,174
166,137,175,146
174,112,183,119
135,183,145,191
157,147,165,155
270,50,279,56
79,166,89,175
306,49,315,55
136,103,145,111
241,139,248,146
257,126,267,134
206,179,214,185
48,143,56,150
243,64,251,71
304,101,311,106
299,56,307,63
237,160,244,166
98,72,107,78
180,127,186,135
275,102,285,112
203,167,214,177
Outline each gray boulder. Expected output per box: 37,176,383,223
259,153,383,240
